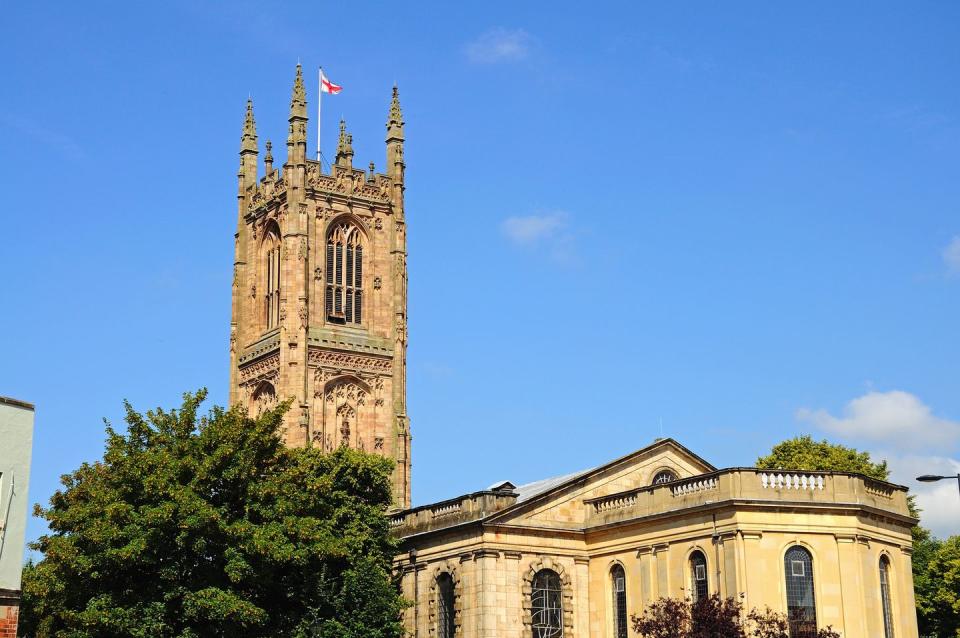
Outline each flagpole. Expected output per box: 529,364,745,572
317,67,323,162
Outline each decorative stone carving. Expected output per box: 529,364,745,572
314,266,323,280
238,353,280,385
308,349,393,374
250,284,256,299
373,217,383,231
374,437,384,451
374,276,382,290
250,381,278,416
298,302,308,329
297,237,307,261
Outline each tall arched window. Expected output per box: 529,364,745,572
531,569,564,638
263,227,281,330
610,565,627,638
879,556,894,638
689,550,708,602
326,221,363,325
784,546,817,638
437,572,455,638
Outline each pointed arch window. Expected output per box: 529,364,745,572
610,564,627,638
263,227,281,330
326,221,363,325
436,572,455,638
879,556,894,638
531,569,564,638
689,550,708,602
784,546,817,638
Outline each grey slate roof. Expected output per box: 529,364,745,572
513,467,595,502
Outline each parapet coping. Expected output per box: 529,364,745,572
0,396,34,411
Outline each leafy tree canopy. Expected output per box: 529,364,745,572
20,390,405,638
914,535,960,638
755,435,888,480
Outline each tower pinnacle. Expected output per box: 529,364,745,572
240,98,258,154
336,119,354,167
290,63,307,120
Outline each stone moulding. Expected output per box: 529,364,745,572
308,348,393,374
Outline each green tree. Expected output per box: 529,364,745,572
756,435,889,480
19,390,405,638
914,535,960,638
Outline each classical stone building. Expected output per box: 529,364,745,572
231,69,919,638
230,65,411,507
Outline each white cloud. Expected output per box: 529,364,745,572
464,28,533,64
944,236,960,276
797,390,960,538
880,452,960,539
797,390,960,450
500,213,568,245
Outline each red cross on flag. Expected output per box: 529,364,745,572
320,69,342,95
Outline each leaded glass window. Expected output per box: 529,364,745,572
325,222,363,325
784,546,817,638
531,569,564,638
611,565,627,638
437,572,455,638
652,470,677,485
880,556,894,638
689,550,708,602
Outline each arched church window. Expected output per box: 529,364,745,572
879,556,894,638
784,546,817,638
652,470,677,485
689,550,708,602
326,221,363,325
531,569,564,638
610,564,627,638
436,572,455,638
263,226,282,330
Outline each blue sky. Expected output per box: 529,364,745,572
2,1,959,547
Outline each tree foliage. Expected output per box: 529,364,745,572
755,435,888,480
631,595,840,638
914,535,960,638
19,390,405,638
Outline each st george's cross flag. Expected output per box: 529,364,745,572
320,69,342,94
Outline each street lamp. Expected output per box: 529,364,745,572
916,474,960,496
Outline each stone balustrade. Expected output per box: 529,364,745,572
585,469,910,527
390,489,519,536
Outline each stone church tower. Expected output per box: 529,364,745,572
229,65,411,508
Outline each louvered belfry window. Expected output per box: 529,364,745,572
264,228,281,330
325,222,363,324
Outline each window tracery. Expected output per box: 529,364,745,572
879,556,894,638
263,225,281,330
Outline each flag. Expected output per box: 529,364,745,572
320,69,342,95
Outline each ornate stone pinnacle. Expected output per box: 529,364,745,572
264,139,273,171
388,85,403,128
241,98,257,152
290,63,307,119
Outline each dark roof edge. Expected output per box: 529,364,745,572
0,396,34,411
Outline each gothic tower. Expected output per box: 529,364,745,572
229,65,411,508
